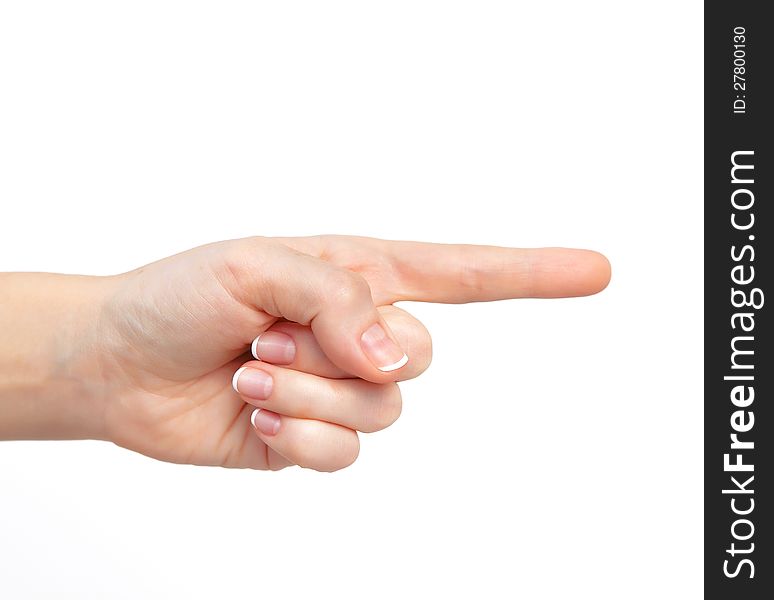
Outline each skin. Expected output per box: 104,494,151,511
0,235,610,472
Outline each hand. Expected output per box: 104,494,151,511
0,236,610,471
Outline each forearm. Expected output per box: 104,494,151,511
0,273,111,441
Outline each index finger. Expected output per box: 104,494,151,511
382,242,611,303
278,236,611,304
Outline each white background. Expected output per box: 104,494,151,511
0,1,703,598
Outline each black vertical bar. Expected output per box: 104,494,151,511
705,2,772,598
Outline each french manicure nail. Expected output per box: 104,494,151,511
360,322,408,372
232,367,273,400
250,408,281,436
251,331,296,364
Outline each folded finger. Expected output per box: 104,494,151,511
233,361,402,433
247,407,360,472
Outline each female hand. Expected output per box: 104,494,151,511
0,235,610,471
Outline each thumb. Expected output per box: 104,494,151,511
238,238,408,382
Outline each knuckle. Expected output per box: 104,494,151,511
363,383,402,433
284,426,318,469
331,433,360,472
411,321,433,377
287,424,360,473
321,268,371,306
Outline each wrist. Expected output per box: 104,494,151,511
0,273,116,441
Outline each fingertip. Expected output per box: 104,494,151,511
598,253,612,292
584,250,612,295
548,248,611,297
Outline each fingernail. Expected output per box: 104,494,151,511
232,367,273,400
251,332,296,364
360,322,408,372
251,408,281,436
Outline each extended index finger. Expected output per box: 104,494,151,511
277,236,611,304
384,242,611,303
